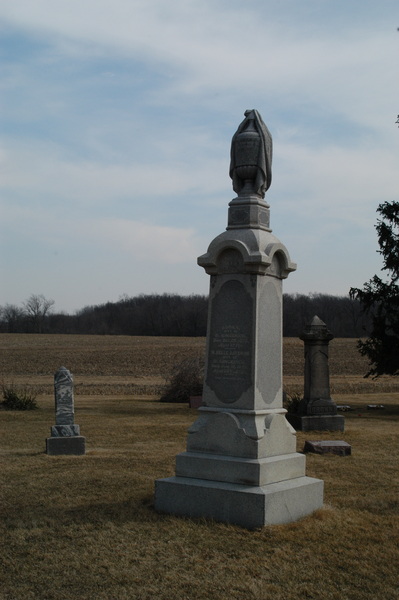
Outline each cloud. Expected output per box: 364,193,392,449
1,190,204,264
273,140,398,227
0,137,228,208
84,218,203,264
3,0,397,122
1,0,398,311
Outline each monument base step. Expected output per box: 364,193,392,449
286,414,345,432
46,436,86,455
175,451,306,486
155,475,324,529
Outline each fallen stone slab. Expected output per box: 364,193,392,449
303,440,351,456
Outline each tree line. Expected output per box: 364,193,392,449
0,292,371,338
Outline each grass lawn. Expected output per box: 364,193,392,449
0,335,398,599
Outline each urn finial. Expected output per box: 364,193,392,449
229,109,272,198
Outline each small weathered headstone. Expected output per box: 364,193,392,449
304,440,351,456
286,316,344,431
46,367,85,455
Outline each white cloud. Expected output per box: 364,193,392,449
1,0,398,311
84,218,202,264
0,195,204,264
3,0,397,120
0,138,228,208
273,141,399,226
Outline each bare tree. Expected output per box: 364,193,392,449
23,294,55,333
0,304,26,333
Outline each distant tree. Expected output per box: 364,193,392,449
23,294,55,333
282,292,369,338
69,293,208,336
47,311,76,334
350,201,399,376
0,304,26,333
0,292,370,337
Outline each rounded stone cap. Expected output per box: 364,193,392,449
54,366,73,385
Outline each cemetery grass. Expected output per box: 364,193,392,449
1,335,398,600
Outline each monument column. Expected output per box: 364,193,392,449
155,110,324,528
286,316,345,432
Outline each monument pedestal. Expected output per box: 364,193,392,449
156,405,323,527
286,413,344,432
156,476,323,529
46,436,86,456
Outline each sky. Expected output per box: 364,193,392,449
1,0,398,314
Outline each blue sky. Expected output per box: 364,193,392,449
1,0,398,313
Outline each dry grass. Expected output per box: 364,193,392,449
0,334,398,600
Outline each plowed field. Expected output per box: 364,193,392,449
1,333,399,397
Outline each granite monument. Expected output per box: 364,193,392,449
155,110,324,528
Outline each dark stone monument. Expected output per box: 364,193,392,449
287,316,345,431
46,367,86,455
155,110,324,528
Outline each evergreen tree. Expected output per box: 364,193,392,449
350,201,399,377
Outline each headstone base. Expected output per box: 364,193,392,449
304,440,351,456
46,436,86,456
175,451,306,486
286,413,344,432
155,475,324,529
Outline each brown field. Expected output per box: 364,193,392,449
1,334,398,600
3,333,399,398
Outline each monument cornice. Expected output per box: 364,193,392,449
198,228,296,278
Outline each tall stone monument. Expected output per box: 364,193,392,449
46,367,86,455
286,316,344,432
155,110,324,528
